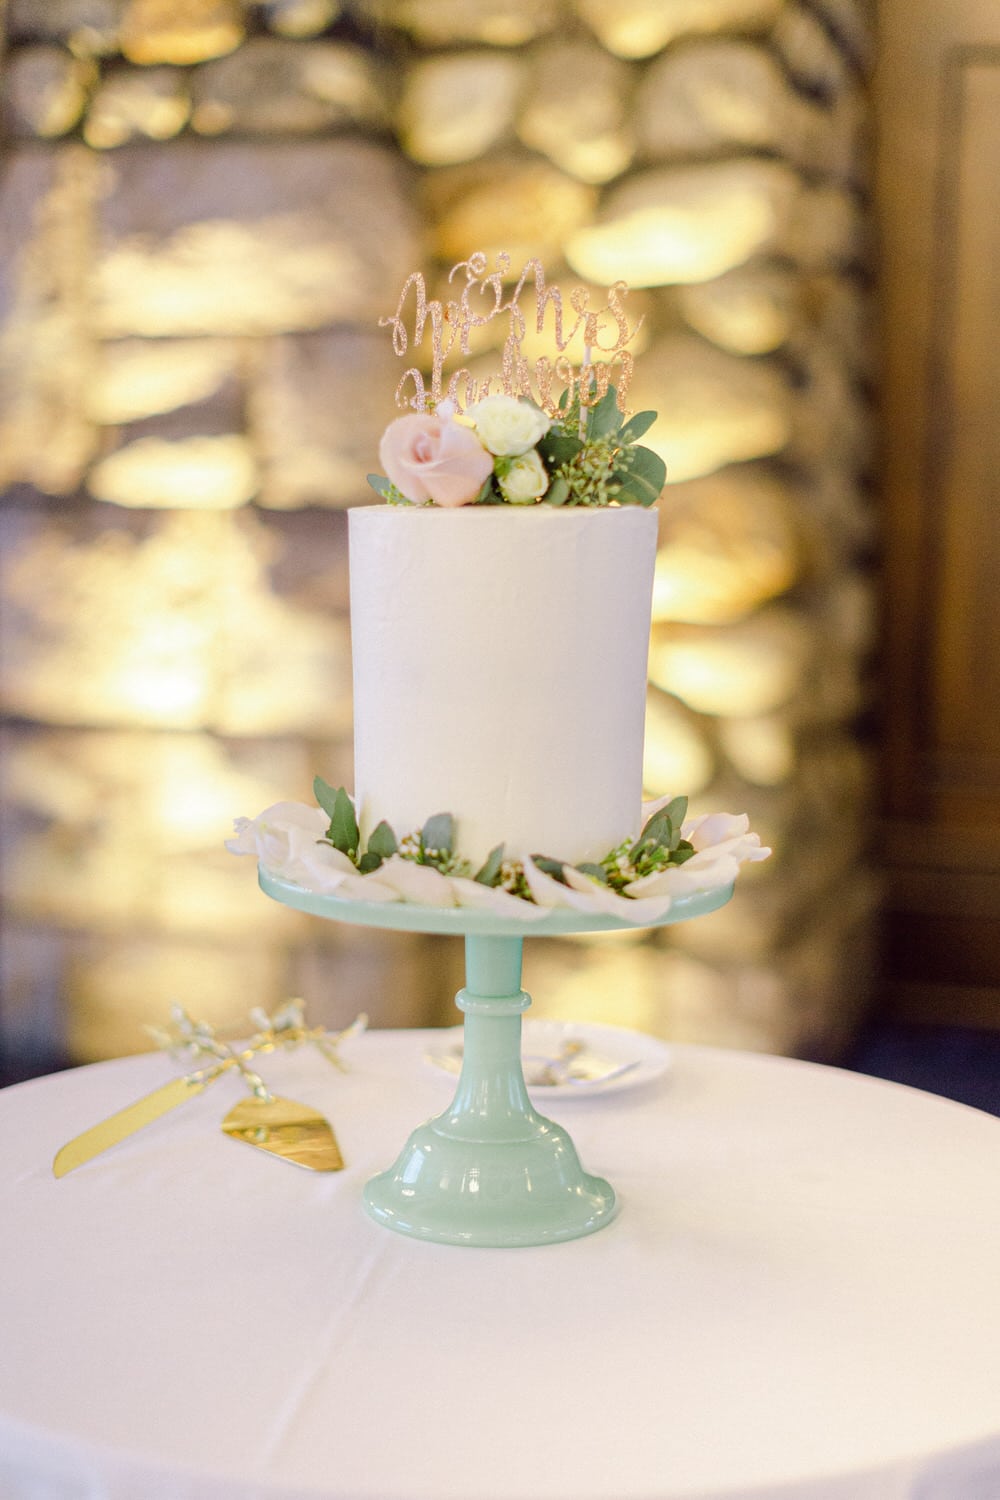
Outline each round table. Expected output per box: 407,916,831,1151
2,1033,1000,1500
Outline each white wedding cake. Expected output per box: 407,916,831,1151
350,504,657,867
228,256,770,911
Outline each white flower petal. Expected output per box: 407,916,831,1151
336,871,402,903
225,816,259,856
226,801,328,856
682,811,750,850
226,802,356,891
376,856,458,907
522,856,576,908
625,852,740,899
451,877,550,920
561,866,673,923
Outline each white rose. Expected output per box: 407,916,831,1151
467,395,551,456
497,448,549,504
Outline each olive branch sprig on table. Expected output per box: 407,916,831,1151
146,1000,368,1097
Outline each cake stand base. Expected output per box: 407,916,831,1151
258,869,734,1248
363,934,617,1248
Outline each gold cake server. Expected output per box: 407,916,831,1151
221,1094,344,1171
212,1034,344,1172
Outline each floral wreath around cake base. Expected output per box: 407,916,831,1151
227,779,770,923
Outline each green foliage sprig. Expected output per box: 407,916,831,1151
539,387,665,509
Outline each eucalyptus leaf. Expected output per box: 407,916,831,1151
474,844,505,886
625,446,667,505
587,386,622,440
633,797,688,857
321,784,360,858
357,850,383,873
642,797,687,839
618,410,657,444
545,475,570,506
672,842,697,865
421,811,454,855
313,776,341,820
368,820,398,859
366,473,398,502
575,861,609,884
537,433,583,467
616,476,661,508
531,855,568,883
632,811,674,855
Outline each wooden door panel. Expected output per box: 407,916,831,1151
877,7,1000,1020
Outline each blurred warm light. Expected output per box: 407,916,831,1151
190,101,234,133
518,43,634,185
266,0,342,38
1,512,352,735
3,729,313,937
527,939,658,1032
566,162,796,287
116,661,207,722
305,42,380,108
519,119,632,186
643,689,715,796
6,47,92,137
652,495,798,624
89,435,256,509
655,548,749,624
429,162,597,267
84,68,190,147
368,0,559,46
66,941,285,1061
120,0,243,65
632,336,791,484
89,341,237,423
649,612,811,717
187,38,387,136
400,53,520,165
97,226,364,335
575,0,781,60
678,266,795,355
655,467,802,617
719,715,795,785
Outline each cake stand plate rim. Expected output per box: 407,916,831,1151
257,866,734,935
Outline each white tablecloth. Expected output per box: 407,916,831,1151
3,1033,1000,1500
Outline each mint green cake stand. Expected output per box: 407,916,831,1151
259,869,732,1249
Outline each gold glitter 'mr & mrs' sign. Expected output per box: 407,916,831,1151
379,252,642,418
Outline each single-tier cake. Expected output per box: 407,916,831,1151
350,504,657,867
228,256,770,911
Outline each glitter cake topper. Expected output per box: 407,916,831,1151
379,252,642,416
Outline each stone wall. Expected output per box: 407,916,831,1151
0,0,877,1069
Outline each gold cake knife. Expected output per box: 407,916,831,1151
53,1072,213,1178
53,1062,344,1176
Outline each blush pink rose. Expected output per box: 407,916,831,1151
378,413,493,507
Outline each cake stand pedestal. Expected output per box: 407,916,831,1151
259,871,732,1248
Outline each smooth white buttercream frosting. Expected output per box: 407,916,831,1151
348,505,658,866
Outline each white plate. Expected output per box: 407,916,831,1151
425,1019,670,1098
